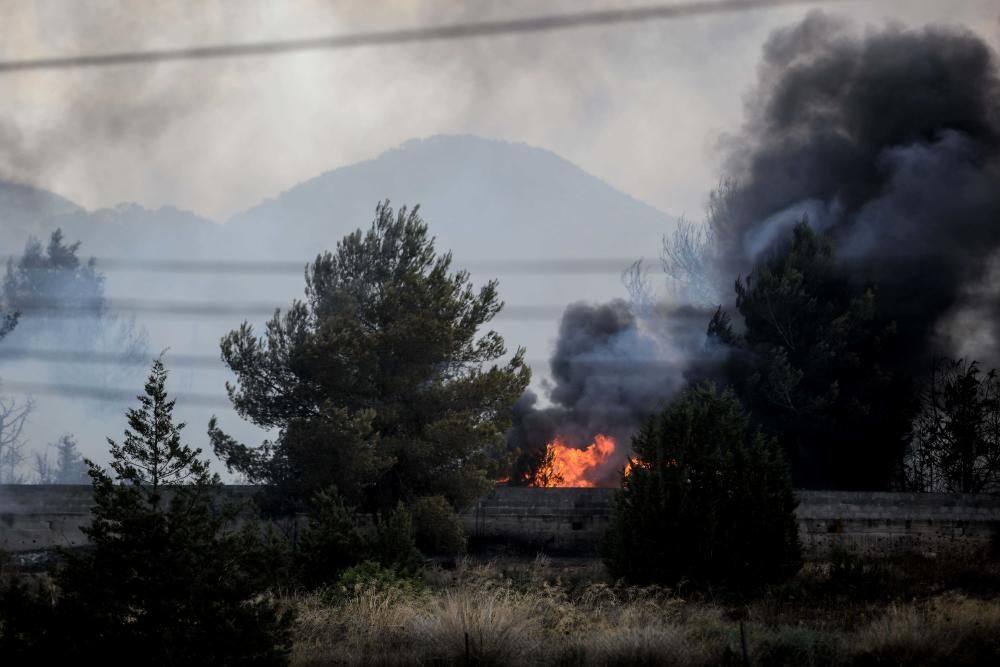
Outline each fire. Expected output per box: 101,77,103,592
529,434,618,488
623,457,650,478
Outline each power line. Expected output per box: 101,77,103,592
12,299,612,320
0,348,220,368
0,0,847,73
0,379,233,408
0,256,646,276
0,346,682,372
0,377,666,408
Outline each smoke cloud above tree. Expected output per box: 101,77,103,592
509,13,1000,480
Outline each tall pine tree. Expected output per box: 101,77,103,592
49,358,291,664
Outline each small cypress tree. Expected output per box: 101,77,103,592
52,358,292,664
604,384,801,591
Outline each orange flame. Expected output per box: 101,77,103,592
623,457,651,478
529,434,618,488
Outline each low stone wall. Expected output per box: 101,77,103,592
0,485,95,553
796,490,1000,559
0,485,258,554
2,485,999,559
464,487,616,554
462,487,1000,558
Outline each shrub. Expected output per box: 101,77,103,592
335,560,425,597
410,495,467,557
295,488,367,588
827,548,887,598
369,504,424,573
603,383,802,591
0,578,59,659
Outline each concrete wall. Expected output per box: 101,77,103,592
0,485,258,553
2,485,999,559
462,487,1000,558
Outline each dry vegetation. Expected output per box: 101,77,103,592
288,554,1000,666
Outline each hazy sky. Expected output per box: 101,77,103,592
1,1,998,220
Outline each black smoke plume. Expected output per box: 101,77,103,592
507,300,711,485
509,14,1000,481
720,13,1000,362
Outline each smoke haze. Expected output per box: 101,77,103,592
509,12,1000,476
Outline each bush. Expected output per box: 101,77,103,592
335,561,424,596
603,384,802,591
827,548,887,598
295,488,367,588
0,578,59,659
369,505,424,573
294,490,426,588
410,495,467,557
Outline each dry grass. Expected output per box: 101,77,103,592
854,595,1000,666
289,558,1000,666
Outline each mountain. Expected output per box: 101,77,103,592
0,181,84,245
229,135,671,265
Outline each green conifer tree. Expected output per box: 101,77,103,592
51,358,292,664
604,384,801,591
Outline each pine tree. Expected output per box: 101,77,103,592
53,435,89,484
604,384,801,591
51,358,291,664
711,223,912,489
211,201,530,514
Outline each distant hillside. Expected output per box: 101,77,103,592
0,182,84,245
229,135,671,264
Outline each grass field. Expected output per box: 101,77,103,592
287,553,1000,666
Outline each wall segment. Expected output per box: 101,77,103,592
2,485,998,559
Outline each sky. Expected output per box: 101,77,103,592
1,0,997,221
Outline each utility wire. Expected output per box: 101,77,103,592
0,256,645,276
0,0,848,73
11,299,632,320
0,346,681,372
0,377,660,407
0,378,233,408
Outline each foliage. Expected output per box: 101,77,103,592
369,504,424,574
0,311,15,342
13,359,293,664
1,229,147,389
604,384,801,591
0,578,60,660
0,396,32,483
711,223,913,489
211,201,530,513
294,488,424,588
35,435,89,484
409,495,467,557
294,487,368,588
905,358,1000,493
659,179,737,305
334,560,426,599
3,229,104,321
